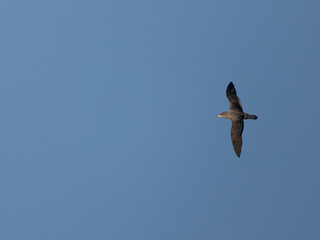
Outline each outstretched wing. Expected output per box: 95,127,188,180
231,119,244,157
226,82,243,112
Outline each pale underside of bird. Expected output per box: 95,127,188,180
217,82,257,157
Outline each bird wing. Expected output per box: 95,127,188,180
231,119,244,157
226,82,243,112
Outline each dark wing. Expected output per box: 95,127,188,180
226,82,243,112
231,119,244,157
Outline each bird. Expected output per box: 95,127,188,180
216,82,257,157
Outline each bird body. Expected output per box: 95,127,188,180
217,82,257,157
218,111,257,121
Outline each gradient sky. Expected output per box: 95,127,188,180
0,1,319,239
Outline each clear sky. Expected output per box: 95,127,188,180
0,1,319,239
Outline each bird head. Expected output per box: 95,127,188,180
216,112,228,118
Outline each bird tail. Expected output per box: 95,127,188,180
244,114,258,120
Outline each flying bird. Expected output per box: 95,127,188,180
217,82,257,157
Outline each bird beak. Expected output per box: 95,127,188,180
216,115,221,118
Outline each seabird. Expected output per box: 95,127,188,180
217,82,257,157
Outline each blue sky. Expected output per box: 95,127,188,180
0,1,319,239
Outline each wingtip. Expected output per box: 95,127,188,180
227,82,235,92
